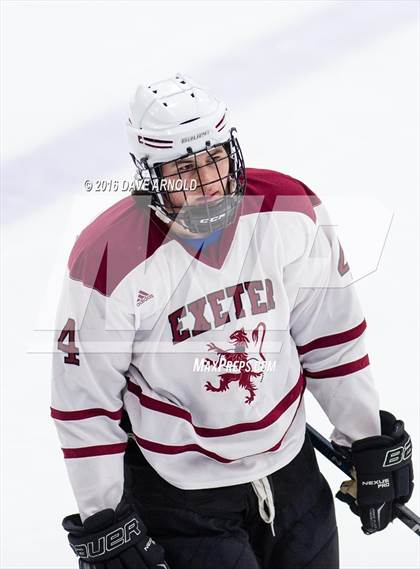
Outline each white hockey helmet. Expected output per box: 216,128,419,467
127,73,246,233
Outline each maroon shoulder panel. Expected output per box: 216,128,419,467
68,196,170,296
243,168,319,221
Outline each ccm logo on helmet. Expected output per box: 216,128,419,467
199,212,227,223
72,518,141,559
383,438,412,467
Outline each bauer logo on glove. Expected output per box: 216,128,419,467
63,502,170,569
69,516,141,558
383,437,412,467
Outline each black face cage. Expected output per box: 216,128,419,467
130,128,246,234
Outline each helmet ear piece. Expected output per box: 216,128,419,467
224,129,242,181
154,164,163,179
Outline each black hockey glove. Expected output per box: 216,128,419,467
336,410,413,534
62,502,170,568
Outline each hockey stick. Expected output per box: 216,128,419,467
306,424,420,537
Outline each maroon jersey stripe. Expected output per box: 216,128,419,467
296,320,367,355
303,354,370,379
51,407,123,421
62,442,127,459
132,394,304,463
134,436,233,463
266,388,305,452
126,373,304,437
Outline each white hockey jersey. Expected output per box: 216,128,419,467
51,168,380,520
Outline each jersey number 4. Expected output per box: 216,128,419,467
58,318,80,365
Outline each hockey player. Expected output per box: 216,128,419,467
51,74,413,569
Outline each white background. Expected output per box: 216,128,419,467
1,1,419,567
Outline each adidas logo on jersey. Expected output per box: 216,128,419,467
136,290,154,306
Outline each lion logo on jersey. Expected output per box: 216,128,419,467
204,322,267,404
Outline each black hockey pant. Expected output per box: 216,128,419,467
123,433,339,569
